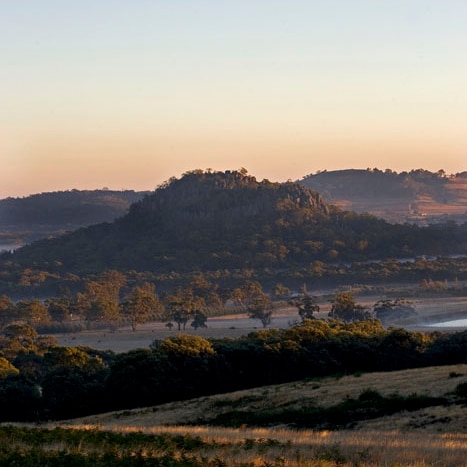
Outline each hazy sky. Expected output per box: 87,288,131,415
2,1,467,198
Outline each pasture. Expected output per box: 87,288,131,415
38,364,467,466
54,295,467,353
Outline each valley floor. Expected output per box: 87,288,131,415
54,296,467,353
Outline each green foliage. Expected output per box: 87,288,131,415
191,310,208,330
46,297,72,323
0,426,214,466
0,374,42,421
1,311,467,422
164,288,206,331
0,294,15,327
0,357,19,378
329,292,371,322
378,328,433,370
42,346,104,372
426,330,467,365
122,282,163,331
0,324,57,361
454,382,467,399
5,169,466,283
78,271,126,326
208,390,448,429
288,294,320,321
156,335,215,357
247,294,273,328
15,299,50,326
373,298,416,324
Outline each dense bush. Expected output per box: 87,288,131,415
208,390,448,429
0,426,217,467
1,320,467,422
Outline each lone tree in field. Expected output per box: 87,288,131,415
191,310,208,330
247,294,273,328
164,287,205,331
373,298,416,325
289,294,320,321
329,292,371,322
172,309,191,331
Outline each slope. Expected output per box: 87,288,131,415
62,364,467,433
300,168,467,224
4,169,467,275
0,189,149,245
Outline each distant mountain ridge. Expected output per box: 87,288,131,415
0,189,150,244
5,169,467,276
299,169,467,224
3,168,466,246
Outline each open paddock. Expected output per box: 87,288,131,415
54,295,467,353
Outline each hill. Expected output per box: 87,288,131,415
300,168,467,224
46,364,466,466
4,169,467,276
63,363,467,433
0,189,149,246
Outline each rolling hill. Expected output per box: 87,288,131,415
0,189,150,246
4,169,467,276
47,364,467,466
63,363,467,433
3,168,466,249
300,168,467,224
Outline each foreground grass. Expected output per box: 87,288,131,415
4,365,467,466
1,425,467,466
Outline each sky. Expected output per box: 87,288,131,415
1,1,467,198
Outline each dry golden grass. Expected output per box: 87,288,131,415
60,364,467,432
43,424,467,466
6,423,467,466
49,364,467,466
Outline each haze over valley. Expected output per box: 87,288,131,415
2,1,467,464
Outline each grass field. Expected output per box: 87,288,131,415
6,364,461,466
54,295,467,353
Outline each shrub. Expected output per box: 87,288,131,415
454,382,467,399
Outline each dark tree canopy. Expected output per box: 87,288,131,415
289,294,320,321
329,292,371,322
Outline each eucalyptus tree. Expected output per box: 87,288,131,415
164,287,205,331
122,282,163,331
247,294,273,328
289,294,320,321
329,292,371,322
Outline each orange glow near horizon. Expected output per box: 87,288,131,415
2,2,466,198
3,123,464,199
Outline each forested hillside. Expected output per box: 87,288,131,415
3,170,467,279
0,189,149,245
300,168,467,224
3,168,467,248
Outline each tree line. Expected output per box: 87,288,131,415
0,272,285,332
1,254,467,305
0,318,466,422
0,263,424,335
